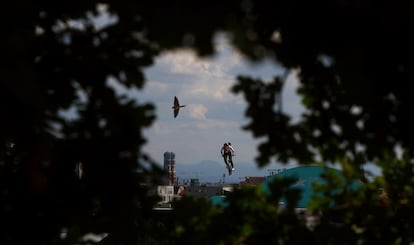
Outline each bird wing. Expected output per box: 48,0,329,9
173,96,183,118
174,96,179,107
174,108,179,118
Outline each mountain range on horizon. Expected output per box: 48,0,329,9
174,160,282,184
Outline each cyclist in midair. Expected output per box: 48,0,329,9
220,142,235,174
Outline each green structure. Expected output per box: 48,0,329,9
262,165,361,208
209,195,228,208
209,165,362,209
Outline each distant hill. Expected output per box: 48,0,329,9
175,160,271,184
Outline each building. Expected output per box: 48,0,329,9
183,184,234,199
157,185,175,205
239,176,267,186
163,152,176,186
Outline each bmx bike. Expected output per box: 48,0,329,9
222,154,235,176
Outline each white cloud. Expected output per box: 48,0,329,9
195,119,234,130
189,104,208,120
146,81,169,93
151,122,173,135
283,69,305,123
156,52,238,104
159,50,212,75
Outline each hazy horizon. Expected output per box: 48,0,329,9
169,158,298,184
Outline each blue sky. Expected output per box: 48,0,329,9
129,34,305,173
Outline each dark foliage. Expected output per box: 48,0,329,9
2,0,414,244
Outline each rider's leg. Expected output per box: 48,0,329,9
223,156,231,175
228,154,234,168
223,156,228,166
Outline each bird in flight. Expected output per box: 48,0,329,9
172,96,186,118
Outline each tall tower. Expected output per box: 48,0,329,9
163,152,176,186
